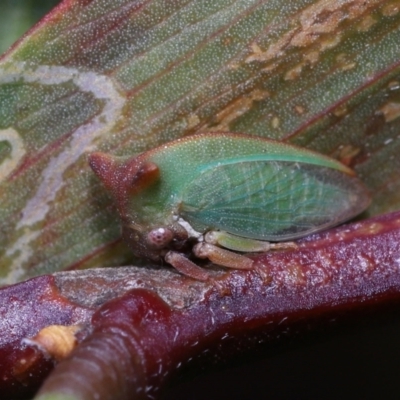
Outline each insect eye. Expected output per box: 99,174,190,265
147,227,174,248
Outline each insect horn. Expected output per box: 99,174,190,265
88,152,118,193
89,152,160,218
89,151,135,218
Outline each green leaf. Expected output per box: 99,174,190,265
1,0,400,284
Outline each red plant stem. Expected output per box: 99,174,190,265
35,211,400,399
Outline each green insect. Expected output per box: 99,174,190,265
89,133,370,281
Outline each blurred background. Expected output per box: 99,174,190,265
0,0,58,55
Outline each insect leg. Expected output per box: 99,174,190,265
268,241,298,250
164,251,210,281
205,231,297,252
193,243,254,270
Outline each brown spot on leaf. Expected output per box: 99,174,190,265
304,50,320,64
246,0,379,84
333,144,361,167
382,1,400,17
336,53,357,71
292,9,343,48
206,90,269,131
285,64,304,81
333,104,348,117
358,15,377,31
378,102,400,122
271,116,280,129
294,105,306,115
186,114,200,129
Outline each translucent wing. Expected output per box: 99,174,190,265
179,161,369,241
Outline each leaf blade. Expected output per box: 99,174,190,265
1,0,400,282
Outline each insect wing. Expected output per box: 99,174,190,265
179,160,369,241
